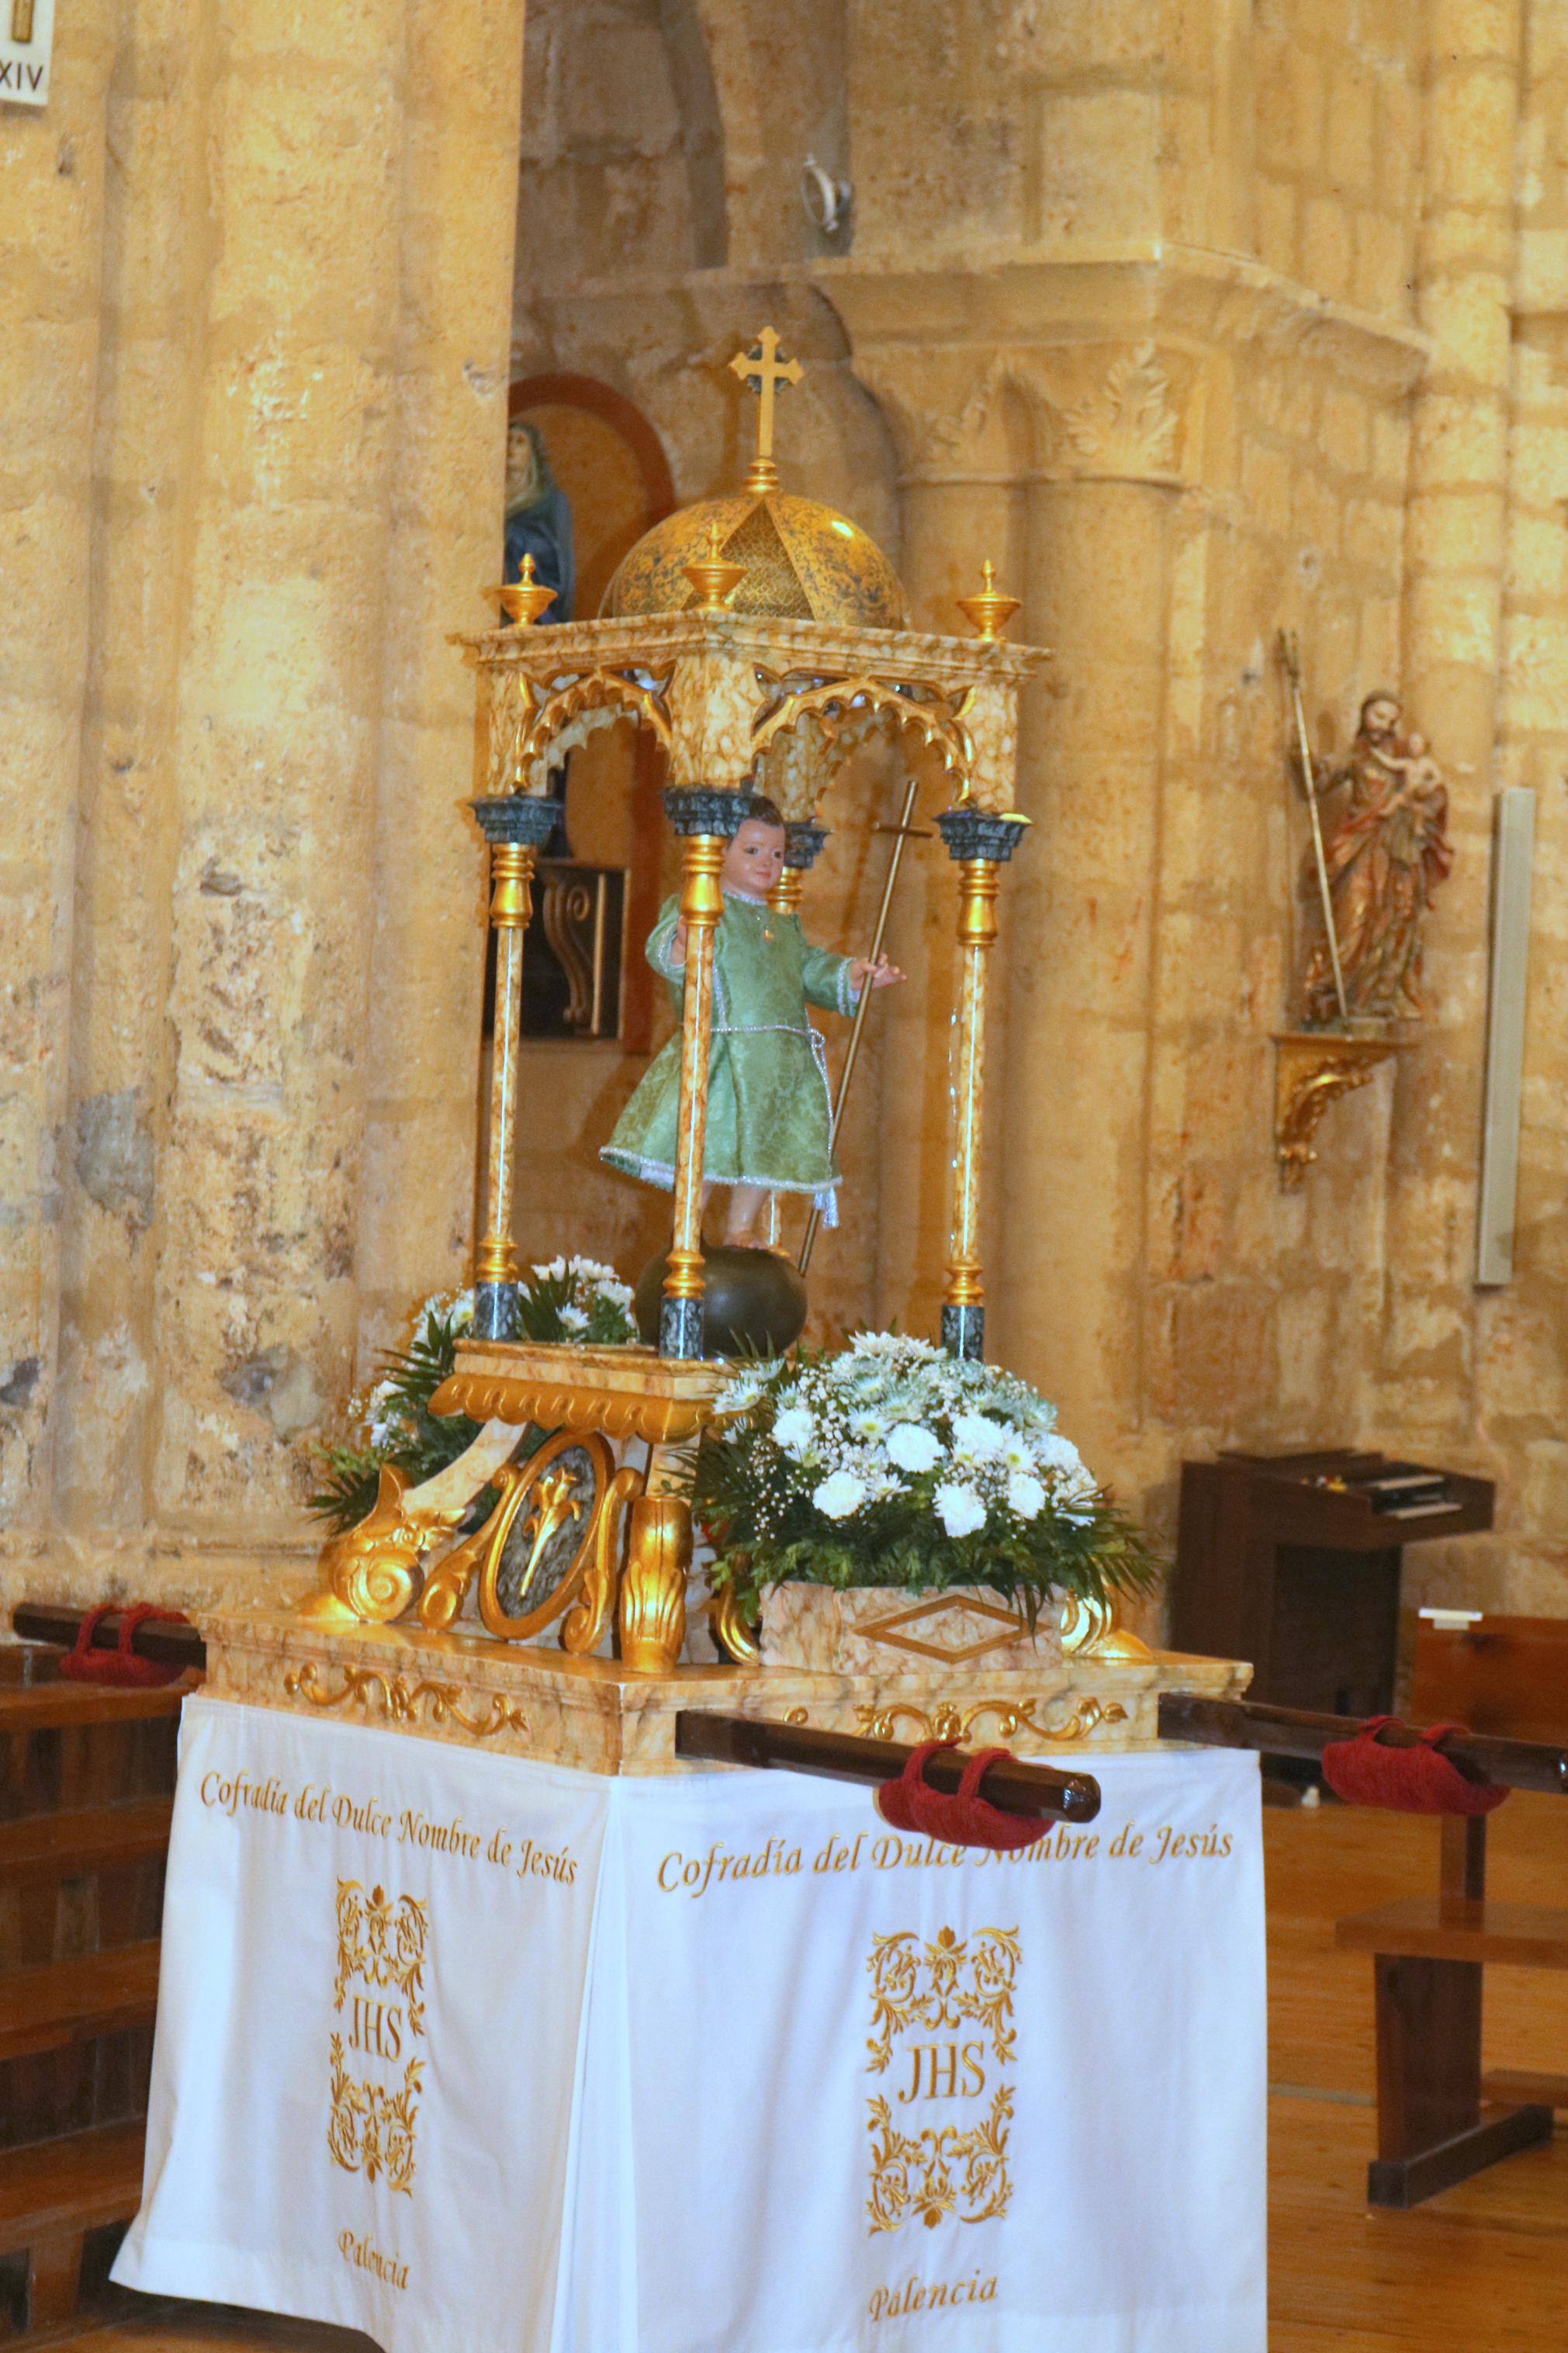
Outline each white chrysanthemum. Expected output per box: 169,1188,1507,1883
1007,1471,1046,1521
812,1469,866,1520
952,1411,1006,1463
773,1403,815,1457
715,1373,764,1417
531,1256,568,1282
848,1405,890,1441
559,1302,589,1333
1000,1430,1037,1471
849,1331,938,1362
1033,1432,1084,1476
886,1422,942,1475
934,1480,987,1539
449,1291,474,1331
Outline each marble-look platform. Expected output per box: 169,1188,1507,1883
199,1609,1251,1776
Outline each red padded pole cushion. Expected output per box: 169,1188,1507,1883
1319,1716,1509,1815
875,1741,1048,1851
58,1603,191,1688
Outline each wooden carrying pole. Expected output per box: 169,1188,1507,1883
1158,1693,1568,1797
798,775,922,1277
676,1710,1102,1821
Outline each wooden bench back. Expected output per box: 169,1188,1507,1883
1411,1612,1568,1748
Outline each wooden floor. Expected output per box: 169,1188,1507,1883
1268,1786,1568,2351
46,1786,1568,2353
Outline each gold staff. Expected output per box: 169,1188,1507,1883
798,774,924,1277
1279,631,1348,1024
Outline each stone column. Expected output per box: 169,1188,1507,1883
137,0,412,1551
355,0,528,1364
846,346,1027,1342
0,1,115,1543
998,454,1179,1454
54,0,218,1546
1380,0,1524,1453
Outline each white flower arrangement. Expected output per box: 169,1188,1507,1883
697,1332,1153,1620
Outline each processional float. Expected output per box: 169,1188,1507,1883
292,332,1223,1721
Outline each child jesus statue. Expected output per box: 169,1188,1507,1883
601,799,902,1246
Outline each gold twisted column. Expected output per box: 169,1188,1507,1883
660,791,739,1358
934,809,1027,1358
469,796,561,1339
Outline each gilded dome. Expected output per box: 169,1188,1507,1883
604,487,905,631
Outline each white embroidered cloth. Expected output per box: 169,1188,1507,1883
116,1698,1266,2352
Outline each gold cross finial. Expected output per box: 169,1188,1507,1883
730,327,803,494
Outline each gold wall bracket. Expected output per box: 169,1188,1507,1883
1272,1030,1409,1190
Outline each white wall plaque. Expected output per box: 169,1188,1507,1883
1,0,55,106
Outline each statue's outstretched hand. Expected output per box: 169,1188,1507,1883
850,954,905,994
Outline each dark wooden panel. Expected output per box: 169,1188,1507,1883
1411,1615,1568,1746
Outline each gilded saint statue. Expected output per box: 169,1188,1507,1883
1300,692,1452,1027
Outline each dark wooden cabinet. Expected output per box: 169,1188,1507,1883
1172,1450,1495,1719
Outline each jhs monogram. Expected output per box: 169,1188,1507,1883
327,1881,431,2198
346,1993,407,2061
864,1925,1018,2234
896,2041,988,2103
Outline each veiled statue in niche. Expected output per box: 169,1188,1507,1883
503,419,575,625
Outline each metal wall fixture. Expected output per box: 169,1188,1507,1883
801,155,852,237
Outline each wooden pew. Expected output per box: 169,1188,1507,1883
1333,1611,1568,2203
1163,1629,1568,2211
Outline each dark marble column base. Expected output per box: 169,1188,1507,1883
472,1282,521,1343
659,1293,707,1360
941,1302,985,1360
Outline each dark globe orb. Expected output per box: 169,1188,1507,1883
633,1246,808,1358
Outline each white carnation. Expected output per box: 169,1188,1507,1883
812,1470,866,1520
1033,1432,1084,1477
934,1480,987,1539
1006,1471,1046,1521
773,1404,815,1457
886,1422,942,1475
952,1411,1006,1464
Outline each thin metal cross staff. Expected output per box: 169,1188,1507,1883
1279,631,1348,1024
798,775,926,1277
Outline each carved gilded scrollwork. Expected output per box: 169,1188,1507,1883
1057,1590,1154,1663
284,1661,529,1741
618,1492,692,1674
853,1696,1129,1746
429,1369,715,1447
562,1463,644,1655
414,1519,492,1634
709,1582,761,1666
297,1466,456,1628
1272,1030,1407,1188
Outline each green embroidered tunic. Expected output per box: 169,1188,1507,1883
601,889,858,1216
